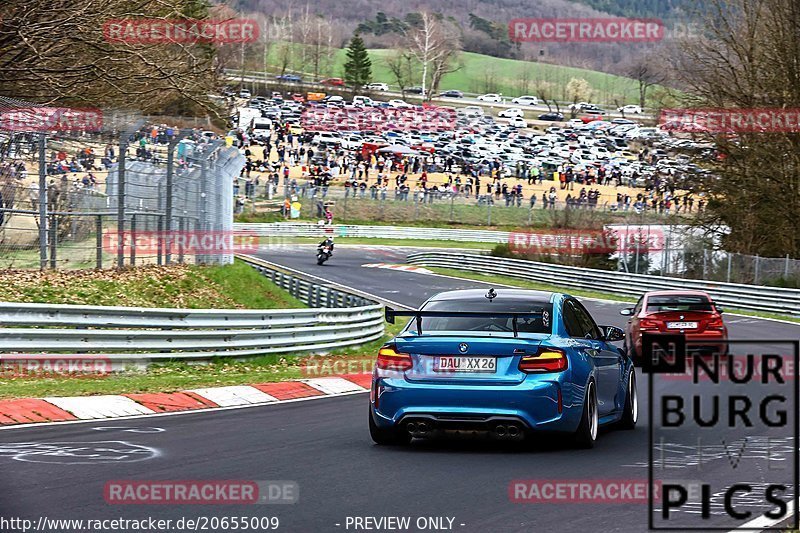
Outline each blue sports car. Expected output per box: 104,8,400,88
369,288,637,448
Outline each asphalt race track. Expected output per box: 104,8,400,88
1,245,798,533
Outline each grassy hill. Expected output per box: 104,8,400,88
253,44,656,105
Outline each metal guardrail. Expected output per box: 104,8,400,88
234,222,509,243
0,259,384,366
406,251,800,316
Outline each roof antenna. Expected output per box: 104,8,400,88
485,288,497,301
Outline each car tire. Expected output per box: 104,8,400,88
573,381,598,449
369,409,411,446
619,369,638,430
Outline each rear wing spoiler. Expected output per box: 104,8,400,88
384,308,545,338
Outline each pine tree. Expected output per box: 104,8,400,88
343,34,372,92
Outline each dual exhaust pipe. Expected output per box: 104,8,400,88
493,424,522,439
404,420,523,439
406,421,431,436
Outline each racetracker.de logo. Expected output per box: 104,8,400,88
103,18,260,45
0,107,103,133
0,355,112,378
508,18,664,43
301,356,374,377
300,106,457,133
509,479,661,503
659,108,800,133
509,228,665,254
102,231,259,255
104,480,298,504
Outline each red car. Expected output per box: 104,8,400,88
320,78,345,87
620,290,727,361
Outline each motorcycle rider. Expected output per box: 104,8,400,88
318,236,334,256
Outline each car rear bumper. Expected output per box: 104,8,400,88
635,330,728,356
370,376,581,433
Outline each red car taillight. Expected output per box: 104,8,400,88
639,318,660,331
707,316,725,330
376,346,413,371
518,348,568,373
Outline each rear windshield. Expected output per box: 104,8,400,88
646,295,713,312
409,300,554,335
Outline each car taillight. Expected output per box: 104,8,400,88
707,316,725,330
640,319,660,331
376,346,413,371
518,348,568,373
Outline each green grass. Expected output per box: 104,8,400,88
425,266,800,323
0,322,404,399
253,44,665,105
237,200,683,230
285,237,496,250
0,259,304,309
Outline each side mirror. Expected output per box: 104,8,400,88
601,325,626,342
716,306,724,314
619,308,634,316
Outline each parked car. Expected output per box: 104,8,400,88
276,74,302,83
538,112,564,121
320,78,345,87
407,86,427,95
569,102,603,112
498,107,524,119
462,106,484,117
387,99,412,108
477,93,503,103
370,289,637,448
365,83,389,91
512,95,539,106
618,105,643,114
353,95,375,107
508,117,528,128
439,90,464,98
238,89,251,99
620,290,728,362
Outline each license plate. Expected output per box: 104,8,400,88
667,321,698,329
434,356,496,373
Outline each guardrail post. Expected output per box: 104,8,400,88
487,201,492,226
314,285,322,307
784,254,790,279
326,289,333,308
96,215,103,269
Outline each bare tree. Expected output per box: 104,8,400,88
384,48,415,98
627,58,666,109
672,0,800,258
403,12,460,100
0,0,223,115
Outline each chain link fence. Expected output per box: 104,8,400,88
0,97,245,269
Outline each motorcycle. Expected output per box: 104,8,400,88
316,244,332,265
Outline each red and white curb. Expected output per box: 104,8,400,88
0,375,371,427
362,263,433,275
